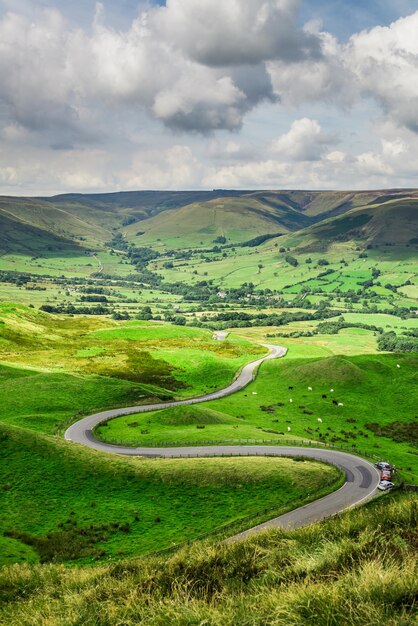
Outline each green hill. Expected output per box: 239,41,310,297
0,197,112,252
0,210,84,255
1,188,417,255
287,197,418,252
123,196,312,249
1,490,416,624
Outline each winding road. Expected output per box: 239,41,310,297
65,344,380,538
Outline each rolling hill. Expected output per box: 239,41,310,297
286,197,418,252
123,196,312,249
1,188,417,256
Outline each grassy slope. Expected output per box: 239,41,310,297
288,197,418,250
1,491,417,625
0,424,341,567
0,362,154,434
96,404,285,445
0,211,84,256
0,305,264,434
123,197,297,249
0,198,113,251
101,353,418,483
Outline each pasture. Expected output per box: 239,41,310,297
0,424,341,566
100,353,418,483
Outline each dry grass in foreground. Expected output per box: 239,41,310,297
1,491,417,625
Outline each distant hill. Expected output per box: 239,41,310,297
287,196,418,252
123,196,312,248
0,188,417,255
0,210,83,255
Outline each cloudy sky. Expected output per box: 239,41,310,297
1,0,418,195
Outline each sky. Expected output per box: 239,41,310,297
1,0,418,195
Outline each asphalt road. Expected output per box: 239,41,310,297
65,344,380,536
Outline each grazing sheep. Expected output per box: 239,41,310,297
330,389,334,392
308,386,313,391
252,392,257,395
397,364,401,368
287,426,291,432
318,418,323,423
289,399,293,403
338,402,344,407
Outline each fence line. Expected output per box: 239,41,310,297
96,435,384,464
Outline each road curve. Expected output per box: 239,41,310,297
65,344,286,447
65,344,380,535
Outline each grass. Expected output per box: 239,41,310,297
123,196,294,249
0,306,264,433
0,362,154,434
0,424,342,567
100,353,418,483
0,490,417,625
96,404,286,445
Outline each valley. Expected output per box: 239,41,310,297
0,188,417,624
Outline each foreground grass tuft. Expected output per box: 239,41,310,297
0,492,416,625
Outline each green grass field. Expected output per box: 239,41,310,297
0,424,342,567
0,306,264,421
100,353,418,483
1,490,417,625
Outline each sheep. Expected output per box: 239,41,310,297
289,399,293,403
287,426,291,432
330,389,334,392
318,418,323,423
308,386,313,391
338,402,344,407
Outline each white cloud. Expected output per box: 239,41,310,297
1,3,418,193
268,11,418,133
123,145,203,190
153,0,320,66
0,0,321,138
347,11,418,131
271,117,337,160
267,30,353,107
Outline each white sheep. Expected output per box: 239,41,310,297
289,399,293,403
397,364,401,368
287,426,291,432
252,392,257,395
308,386,313,391
338,402,344,407
330,389,334,392
318,418,323,423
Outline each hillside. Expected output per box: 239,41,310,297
0,210,83,255
286,197,418,251
1,188,417,255
0,197,112,252
123,196,312,249
1,491,416,625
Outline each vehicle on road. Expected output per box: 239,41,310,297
376,461,392,471
380,470,392,481
378,480,394,491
